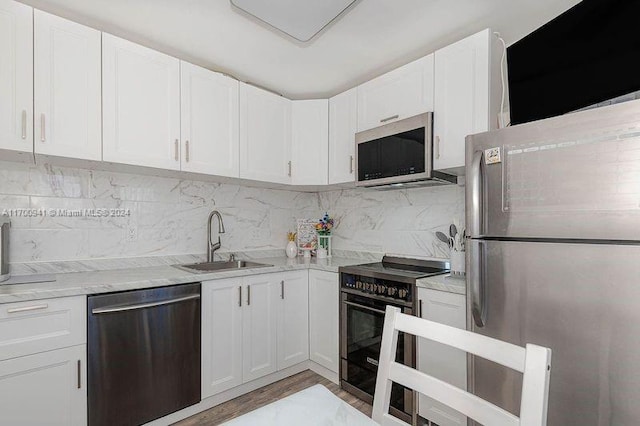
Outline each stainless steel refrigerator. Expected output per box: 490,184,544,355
465,99,640,426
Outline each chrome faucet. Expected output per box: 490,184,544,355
207,210,225,262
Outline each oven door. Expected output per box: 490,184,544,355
340,291,413,420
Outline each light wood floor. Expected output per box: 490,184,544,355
174,370,372,425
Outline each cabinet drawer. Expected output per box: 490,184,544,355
0,296,86,361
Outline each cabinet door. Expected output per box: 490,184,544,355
242,274,278,382
291,100,328,185
308,270,339,373
202,279,243,398
102,33,181,170
434,29,491,174
417,288,467,426
356,54,434,132
34,10,101,161
276,270,309,369
0,344,86,426
328,88,357,184
0,0,32,153
239,83,292,184
181,62,240,177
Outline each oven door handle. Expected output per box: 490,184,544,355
343,300,387,315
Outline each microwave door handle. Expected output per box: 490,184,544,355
469,239,487,328
469,150,485,237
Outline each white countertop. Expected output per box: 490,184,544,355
0,256,364,305
1,256,467,304
416,273,466,295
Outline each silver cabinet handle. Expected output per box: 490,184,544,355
470,239,486,328
247,285,251,306
7,303,49,314
40,113,46,142
435,136,441,159
349,155,354,174
185,140,190,162
281,280,284,300
77,360,81,389
380,114,399,123
91,294,200,314
21,110,27,140
419,299,423,318
238,286,242,307
174,139,179,161
288,161,292,177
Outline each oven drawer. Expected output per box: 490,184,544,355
0,296,86,361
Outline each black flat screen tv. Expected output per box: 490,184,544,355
507,0,640,125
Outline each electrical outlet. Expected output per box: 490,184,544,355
126,225,138,242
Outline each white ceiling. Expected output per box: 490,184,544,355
19,0,581,99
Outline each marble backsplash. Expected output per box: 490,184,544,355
1,160,464,265
319,184,465,259
0,161,319,263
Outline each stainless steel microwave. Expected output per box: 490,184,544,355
355,112,456,188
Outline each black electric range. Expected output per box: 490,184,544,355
338,256,450,423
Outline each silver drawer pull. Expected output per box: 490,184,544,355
435,136,441,159
288,161,292,177
21,110,27,140
174,139,179,161
349,155,354,174
91,294,200,314
185,140,190,162
380,114,399,123
40,113,46,142
7,304,49,314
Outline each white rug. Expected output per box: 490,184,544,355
220,384,378,426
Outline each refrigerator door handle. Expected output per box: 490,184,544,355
470,239,487,328
469,150,485,237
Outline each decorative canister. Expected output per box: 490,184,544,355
450,250,465,275
317,233,332,258
286,232,298,259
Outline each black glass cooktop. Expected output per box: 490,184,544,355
339,256,449,283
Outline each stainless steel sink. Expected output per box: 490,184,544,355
174,260,273,273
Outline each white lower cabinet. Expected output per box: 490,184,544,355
0,345,86,426
201,278,243,398
277,270,309,369
308,270,339,373
203,271,311,399
417,288,467,426
242,274,279,382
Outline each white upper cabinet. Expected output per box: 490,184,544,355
180,62,239,177
276,271,309,370
34,11,101,161
356,54,434,132
434,28,498,175
328,88,357,184
291,100,328,185
239,83,292,184
102,34,181,170
0,0,32,154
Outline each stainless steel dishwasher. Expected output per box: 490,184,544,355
87,283,201,426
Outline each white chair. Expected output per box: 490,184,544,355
372,306,552,426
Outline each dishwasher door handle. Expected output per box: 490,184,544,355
91,294,201,314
